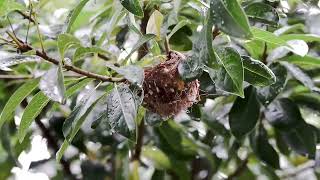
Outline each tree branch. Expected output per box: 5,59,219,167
8,35,125,82
15,10,36,23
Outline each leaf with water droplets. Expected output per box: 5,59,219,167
106,84,137,141
244,2,279,26
0,55,41,71
39,66,66,103
242,56,276,87
207,47,244,97
210,0,252,39
257,63,287,106
119,0,143,17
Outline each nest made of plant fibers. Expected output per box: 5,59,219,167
143,51,200,117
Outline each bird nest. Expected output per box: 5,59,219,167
143,51,200,117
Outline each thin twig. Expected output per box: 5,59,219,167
25,5,33,43
7,35,125,82
30,3,45,53
15,10,36,23
164,37,170,54
131,119,145,161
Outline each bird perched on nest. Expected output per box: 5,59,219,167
142,51,200,117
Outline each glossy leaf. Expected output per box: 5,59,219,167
0,79,39,129
106,84,137,140
119,0,143,17
208,47,244,97
178,56,203,82
64,0,90,33
257,63,287,105
242,56,276,87
142,146,171,169
0,55,41,71
229,86,260,139
245,2,279,26
285,55,320,67
39,66,66,103
146,10,164,40
250,125,280,169
210,0,252,38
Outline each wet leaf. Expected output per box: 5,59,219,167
168,20,190,40
39,66,66,103
208,47,244,97
125,34,156,60
106,84,137,140
0,55,41,71
210,0,252,38
242,56,276,87
73,47,108,62
257,63,287,105
57,34,81,59
0,0,24,17
245,2,279,26
178,56,203,82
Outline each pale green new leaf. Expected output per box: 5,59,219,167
64,0,91,33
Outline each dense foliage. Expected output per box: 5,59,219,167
0,0,320,179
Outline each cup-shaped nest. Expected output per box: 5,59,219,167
143,51,199,117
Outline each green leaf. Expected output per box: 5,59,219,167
119,0,143,17
57,34,81,59
229,86,260,139
209,0,252,38
244,2,279,26
280,124,316,158
198,72,216,96
73,47,108,62
62,88,99,139
39,66,66,103
280,34,320,43
257,63,287,105
18,91,50,142
280,62,320,93
57,95,103,161
284,55,320,67
0,0,24,17
106,84,137,140
142,146,171,169
178,56,203,82
251,28,308,57
18,79,92,143
0,55,41,71
125,34,156,60
0,79,39,129
207,47,244,97
106,64,144,86
168,20,190,40
242,56,276,87
250,125,280,169
264,98,304,130
146,10,164,40
64,0,90,33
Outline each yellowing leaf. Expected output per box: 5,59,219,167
146,10,164,40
